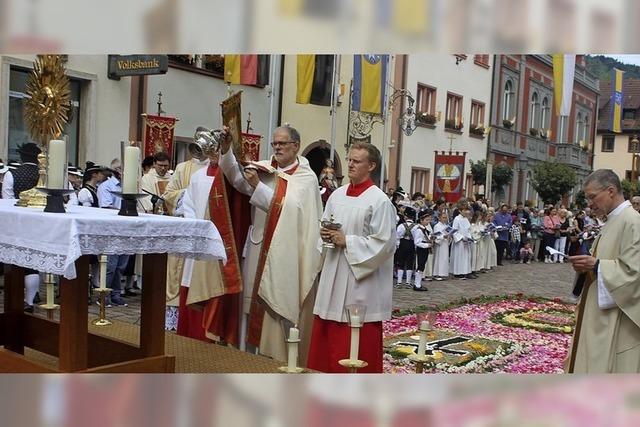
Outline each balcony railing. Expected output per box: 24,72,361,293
491,125,550,161
555,143,591,170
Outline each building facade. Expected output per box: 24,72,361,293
388,53,493,200
0,54,278,169
594,78,640,182
488,54,598,207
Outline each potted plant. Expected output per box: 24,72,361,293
445,119,456,129
529,127,539,137
503,119,513,129
470,124,485,136
539,129,548,140
416,112,437,125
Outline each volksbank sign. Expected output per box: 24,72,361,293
108,55,168,79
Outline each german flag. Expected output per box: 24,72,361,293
296,55,334,106
224,55,270,86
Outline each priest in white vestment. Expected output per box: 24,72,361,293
140,152,172,213
568,169,640,373
308,142,397,373
219,125,322,366
450,208,473,279
161,145,209,330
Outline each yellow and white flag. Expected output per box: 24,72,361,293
552,54,575,116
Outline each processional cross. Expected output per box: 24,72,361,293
446,134,456,152
394,336,471,357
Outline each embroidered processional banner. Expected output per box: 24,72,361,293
141,114,178,159
221,91,245,160
241,132,261,161
433,151,467,203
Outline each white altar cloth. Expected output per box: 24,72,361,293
0,199,226,279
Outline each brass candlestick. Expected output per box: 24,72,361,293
92,288,113,326
92,255,112,326
338,358,368,373
407,353,430,373
39,273,60,320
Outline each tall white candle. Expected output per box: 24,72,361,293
287,326,299,371
48,139,66,189
417,321,429,357
99,255,107,290
122,145,140,193
349,326,360,361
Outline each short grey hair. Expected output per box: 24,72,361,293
274,124,301,143
583,169,621,192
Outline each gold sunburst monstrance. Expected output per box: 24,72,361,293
16,55,70,207
24,55,70,145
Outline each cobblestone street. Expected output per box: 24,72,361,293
1,261,576,325
392,261,576,311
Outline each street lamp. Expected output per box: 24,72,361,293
517,151,528,202
631,135,640,182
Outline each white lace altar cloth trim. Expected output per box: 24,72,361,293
0,200,226,279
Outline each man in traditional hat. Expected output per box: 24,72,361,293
1,142,41,200
96,159,129,307
395,205,417,288
1,143,42,312
77,162,107,207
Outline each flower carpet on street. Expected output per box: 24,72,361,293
383,295,576,374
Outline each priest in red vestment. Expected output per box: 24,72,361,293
308,142,397,373
178,127,250,345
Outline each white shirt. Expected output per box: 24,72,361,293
597,200,631,309
1,170,14,199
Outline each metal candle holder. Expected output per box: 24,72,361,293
39,273,60,320
37,188,76,213
92,255,112,326
109,191,149,217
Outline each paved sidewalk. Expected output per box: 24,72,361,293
0,260,575,324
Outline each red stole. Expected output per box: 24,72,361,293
200,165,244,346
346,178,375,197
246,164,299,347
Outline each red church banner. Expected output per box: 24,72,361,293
433,151,467,203
142,114,177,160
241,132,261,161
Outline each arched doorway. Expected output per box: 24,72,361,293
302,140,343,185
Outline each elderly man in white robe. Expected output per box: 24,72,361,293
450,207,474,279
219,124,322,366
308,142,397,373
567,169,640,373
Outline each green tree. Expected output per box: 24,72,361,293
531,162,577,205
469,159,513,193
574,190,587,210
621,179,640,199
